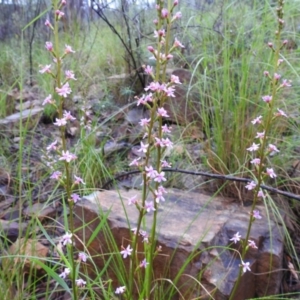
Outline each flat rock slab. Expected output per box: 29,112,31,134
73,189,284,299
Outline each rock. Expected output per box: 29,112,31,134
73,189,284,299
0,220,28,242
23,202,58,221
0,108,43,135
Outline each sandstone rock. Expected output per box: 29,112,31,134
73,189,284,299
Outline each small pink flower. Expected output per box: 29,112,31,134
230,232,241,244
47,140,58,152
59,267,70,278
170,74,181,84
39,64,52,74
65,70,77,80
129,157,141,166
55,10,65,18
174,38,184,48
250,158,260,165
153,19,158,25
241,261,251,273
59,150,77,163
252,210,262,219
262,95,272,103
144,65,153,75
115,286,126,294
42,94,54,106
268,144,279,153
50,171,62,180
70,193,80,203
120,245,133,259
277,59,284,66
78,252,88,262
251,115,262,125
161,160,171,168
162,124,172,133
275,108,287,117
128,195,138,205
281,79,292,87
75,278,86,287
61,232,72,245
245,181,256,191
140,258,149,268
256,131,265,139
263,71,269,77
266,168,277,178
154,189,165,203
274,73,281,80
247,143,260,152
164,86,176,97
161,8,168,18
162,138,173,149
172,11,182,21
257,190,265,198
157,107,169,118
139,118,151,127
45,41,53,51
173,0,178,6
53,118,67,127
74,175,85,185
45,19,52,27
145,201,156,213
248,240,258,249
65,44,75,54
154,171,166,183
56,82,72,98
137,141,149,153
268,42,273,48
61,0,67,5
63,110,76,121
145,166,157,179
147,46,155,53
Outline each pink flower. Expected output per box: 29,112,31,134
277,59,284,66
55,10,65,18
128,195,137,205
262,95,272,103
140,258,149,268
144,65,153,75
250,158,260,165
266,168,277,178
230,232,241,244
268,144,279,153
251,115,262,125
61,232,72,245
281,79,292,87
145,166,157,179
115,286,126,294
241,261,251,273
154,171,166,183
65,70,77,80
172,11,182,21
161,8,168,18
157,107,169,118
70,193,80,203
45,41,53,51
42,94,54,106
162,124,172,133
245,181,256,191
155,137,164,147
274,73,281,80
257,190,265,198
129,157,141,166
154,189,165,203
78,252,88,262
263,71,269,77
45,19,52,27
120,245,133,259
137,141,149,153
59,268,70,278
173,0,178,6
39,64,52,74
53,118,67,127
170,74,181,84
162,138,173,149
145,81,162,92
75,278,86,287
161,160,171,168
252,210,262,219
174,38,184,48
63,110,76,121
139,118,150,127
255,131,265,139
164,86,176,97
47,140,58,152
74,175,85,185
50,171,62,180
56,82,72,98
147,46,155,53
248,240,258,249
59,150,77,163
65,44,75,54
275,108,287,117
145,200,156,212
247,143,260,152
